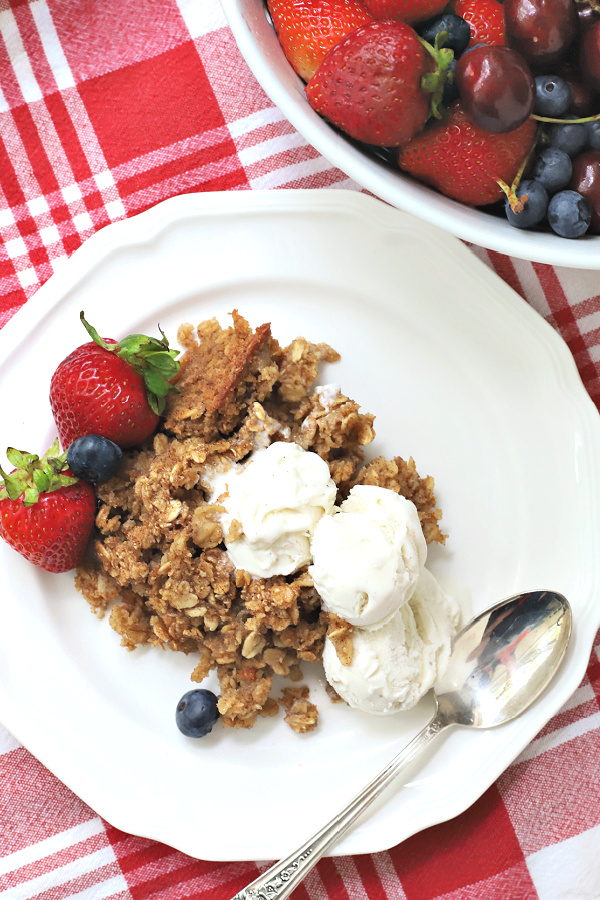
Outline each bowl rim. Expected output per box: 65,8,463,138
220,0,600,269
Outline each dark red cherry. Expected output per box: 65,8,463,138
504,0,577,68
580,21,600,90
570,151,600,232
566,78,599,116
556,58,600,114
455,45,535,133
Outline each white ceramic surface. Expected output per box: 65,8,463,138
220,0,600,269
0,190,599,862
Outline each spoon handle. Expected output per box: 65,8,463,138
231,714,449,900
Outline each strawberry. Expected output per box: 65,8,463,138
397,102,537,206
450,0,505,47
0,441,96,573
267,0,372,83
306,21,452,147
50,313,180,450
361,0,447,26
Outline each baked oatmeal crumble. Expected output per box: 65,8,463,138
75,312,445,734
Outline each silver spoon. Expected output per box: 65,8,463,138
232,589,572,900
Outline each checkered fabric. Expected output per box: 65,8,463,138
0,1,599,898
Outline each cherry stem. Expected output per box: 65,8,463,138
531,112,600,124
496,125,542,214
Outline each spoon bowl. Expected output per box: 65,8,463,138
436,589,572,728
232,589,572,900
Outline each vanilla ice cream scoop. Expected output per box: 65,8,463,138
409,567,460,694
323,567,460,714
309,485,427,628
213,441,336,578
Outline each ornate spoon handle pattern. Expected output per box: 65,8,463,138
231,716,447,900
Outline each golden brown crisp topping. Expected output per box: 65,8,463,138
75,312,444,732
279,686,318,733
326,613,354,666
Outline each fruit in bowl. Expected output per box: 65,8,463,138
266,0,600,240
222,0,600,259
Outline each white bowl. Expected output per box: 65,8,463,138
221,0,600,268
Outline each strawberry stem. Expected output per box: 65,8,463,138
417,35,455,121
80,311,181,416
0,440,77,506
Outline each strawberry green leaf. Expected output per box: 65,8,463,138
0,441,77,506
418,37,455,121
80,312,181,417
80,311,113,351
144,368,172,398
47,438,61,458
147,392,162,416
6,448,39,468
23,486,39,506
116,334,149,355
0,466,29,501
33,468,50,494
145,353,180,376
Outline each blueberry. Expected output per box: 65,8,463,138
505,180,549,229
419,13,471,55
548,117,589,157
589,120,600,151
534,76,571,118
531,147,573,194
547,190,592,238
176,689,220,738
66,434,123,483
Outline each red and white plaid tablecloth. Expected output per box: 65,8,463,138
1,2,599,898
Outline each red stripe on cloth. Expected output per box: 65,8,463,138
194,29,272,123
122,159,248,216
0,21,26,110
277,168,352,191
532,262,600,407
0,0,33,14
241,144,322,183
0,748,98,855
232,118,297,153
116,141,243,203
565,294,600,321
111,127,233,183
44,91,95,185
498,729,600,854
0,832,114,892
105,825,261,899
105,830,181,874
441,861,538,900
50,0,190,83
12,104,61,197
0,125,29,210
13,1,55,95
390,786,524,900
3,863,125,900
588,634,600,707
77,44,228,170
317,856,351,900
353,853,390,900
486,249,527,302
532,694,599,742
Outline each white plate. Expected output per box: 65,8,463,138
0,190,599,862
221,0,600,269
